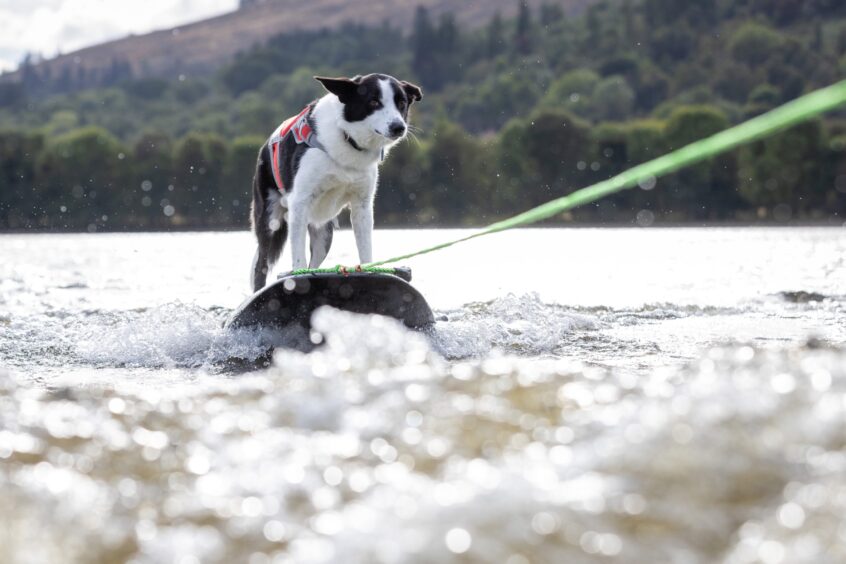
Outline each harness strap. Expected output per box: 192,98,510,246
271,104,387,192
270,103,325,192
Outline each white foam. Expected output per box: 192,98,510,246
429,293,598,358
71,304,271,369
1,321,845,563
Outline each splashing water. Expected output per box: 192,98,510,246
430,293,598,358
1,309,845,563
1,229,845,563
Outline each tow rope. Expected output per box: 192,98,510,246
291,79,846,275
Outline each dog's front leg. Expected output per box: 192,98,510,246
350,200,374,264
287,202,309,270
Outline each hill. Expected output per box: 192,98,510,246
3,0,593,88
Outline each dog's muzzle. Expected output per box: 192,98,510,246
388,121,406,139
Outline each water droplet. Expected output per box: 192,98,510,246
770,373,795,394
777,502,805,529
445,528,472,554
758,540,785,564
638,176,657,190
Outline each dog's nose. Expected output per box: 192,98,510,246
389,121,406,138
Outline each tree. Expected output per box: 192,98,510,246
644,0,716,28
649,25,695,64
132,132,174,227
745,84,781,116
621,0,636,44
19,53,44,94
36,127,130,228
235,92,278,136
539,69,600,117
221,57,275,95
424,120,490,223
514,1,534,55
750,0,804,25
123,78,169,100
539,4,564,27
434,13,462,86
376,140,429,224
729,23,783,67
633,64,670,112
663,106,736,218
0,83,26,108
585,5,601,50
173,78,210,104
486,12,506,59
497,109,591,211
738,121,825,215
714,61,758,103
411,7,438,88
223,136,263,224
0,130,44,228
172,133,228,226
103,58,133,87
592,76,636,121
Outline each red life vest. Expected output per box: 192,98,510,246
269,103,323,193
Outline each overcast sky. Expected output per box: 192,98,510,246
0,0,239,72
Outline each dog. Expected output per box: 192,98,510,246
249,73,423,291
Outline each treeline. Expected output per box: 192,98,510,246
0,128,260,230
2,0,846,230
2,108,843,230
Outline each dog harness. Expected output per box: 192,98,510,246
269,103,325,193
269,103,385,193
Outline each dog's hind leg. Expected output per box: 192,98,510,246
308,221,334,269
251,188,289,291
251,220,288,291
251,245,269,292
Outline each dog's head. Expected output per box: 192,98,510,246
314,74,423,149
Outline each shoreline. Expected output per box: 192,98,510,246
1,220,844,235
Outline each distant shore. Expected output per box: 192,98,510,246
2,219,844,235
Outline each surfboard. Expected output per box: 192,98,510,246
224,268,434,332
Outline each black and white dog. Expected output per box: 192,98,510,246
250,73,423,291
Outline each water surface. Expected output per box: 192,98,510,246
1,228,845,563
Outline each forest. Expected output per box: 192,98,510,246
1,0,845,231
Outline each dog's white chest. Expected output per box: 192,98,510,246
298,154,375,224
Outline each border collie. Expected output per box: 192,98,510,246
249,73,423,291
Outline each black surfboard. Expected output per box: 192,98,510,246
224,268,434,334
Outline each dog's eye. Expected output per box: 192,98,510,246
370,99,382,109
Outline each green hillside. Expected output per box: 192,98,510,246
1,0,845,230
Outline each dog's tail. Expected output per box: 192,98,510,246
251,145,289,291
265,211,288,268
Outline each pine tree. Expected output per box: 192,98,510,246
622,0,635,44
586,5,601,49
812,19,823,52
539,3,564,27
411,7,437,88
487,12,506,58
514,1,533,55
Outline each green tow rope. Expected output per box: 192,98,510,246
296,79,846,275
290,265,398,276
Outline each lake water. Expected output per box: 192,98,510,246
1,227,845,563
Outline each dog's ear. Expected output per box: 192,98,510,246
314,76,359,103
401,81,423,105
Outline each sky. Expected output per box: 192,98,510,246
0,0,239,73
